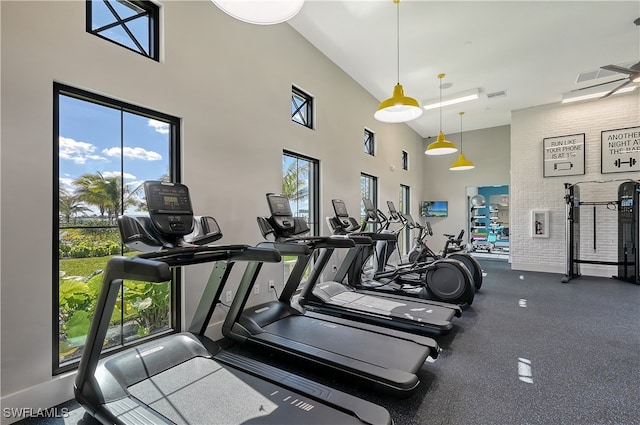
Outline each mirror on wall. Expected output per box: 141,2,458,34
466,185,509,260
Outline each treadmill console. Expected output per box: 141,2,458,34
266,194,295,232
403,213,416,227
144,181,194,237
362,198,378,221
387,201,400,220
332,199,351,227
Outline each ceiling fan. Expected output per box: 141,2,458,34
599,17,640,98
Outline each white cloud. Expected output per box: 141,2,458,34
148,119,170,135
102,146,163,161
59,177,75,191
59,136,106,164
102,171,137,180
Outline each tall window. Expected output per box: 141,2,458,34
282,151,319,235
54,83,180,373
364,129,375,156
86,0,160,61
399,185,411,256
282,152,319,284
360,173,378,231
291,86,313,129
402,150,409,170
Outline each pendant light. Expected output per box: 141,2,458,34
374,0,423,123
211,0,304,25
449,112,475,170
425,73,458,155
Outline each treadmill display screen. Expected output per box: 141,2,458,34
333,200,348,217
268,195,292,216
387,201,397,214
363,198,375,213
145,182,192,213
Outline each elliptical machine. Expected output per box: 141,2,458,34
394,206,483,290
328,198,475,306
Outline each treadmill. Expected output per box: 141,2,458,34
254,195,461,336
222,194,440,397
74,181,392,425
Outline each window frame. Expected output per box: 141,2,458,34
53,82,181,374
399,184,411,255
360,173,378,232
291,86,314,129
282,150,320,236
364,129,375,156
402,150,409,170
86,0,160,61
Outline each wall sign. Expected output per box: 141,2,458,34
601,126,640,174
543,133,585,177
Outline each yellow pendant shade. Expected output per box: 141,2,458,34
375,84,423,123
425,131,458,156
449,152,475,170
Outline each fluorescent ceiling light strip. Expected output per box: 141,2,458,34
423,89,480,110
562,85,637,104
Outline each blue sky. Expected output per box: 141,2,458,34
58,94,170,214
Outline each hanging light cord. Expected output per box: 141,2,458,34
396,0,400,84
459,112,464,152
438,74,445,131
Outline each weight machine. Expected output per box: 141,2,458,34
562,179,640,284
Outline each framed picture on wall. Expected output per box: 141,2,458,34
531,210,549,238
542,134,585,177
601,126,640,174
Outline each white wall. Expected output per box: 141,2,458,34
422,125,511,251
510,92,640,274
0,1,426,421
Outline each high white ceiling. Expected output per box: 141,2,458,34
288,1,640,138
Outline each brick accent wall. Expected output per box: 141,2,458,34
511,92,639,276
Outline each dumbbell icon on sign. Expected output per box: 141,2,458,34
613,157,637,168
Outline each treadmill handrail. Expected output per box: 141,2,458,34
259,237,355,254
137,244,282,267
76,244,282,410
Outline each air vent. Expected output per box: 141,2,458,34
487,90,507,99
576,61,636,83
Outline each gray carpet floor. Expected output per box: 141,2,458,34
16,259,640,424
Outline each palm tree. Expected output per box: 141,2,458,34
59,188,90,224
73,173,109,220
282,160,309,202
73,172,138,224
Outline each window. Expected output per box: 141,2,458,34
402,150,409,170
364,129,375,156
54,83,180,373
282,152,319,235
360,173,378,232
291,86,313,129
282,151,319,284
399,185,411,256
86,0,160,61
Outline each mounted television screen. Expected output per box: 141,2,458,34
421,201,448,217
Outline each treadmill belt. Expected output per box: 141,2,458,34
262,315,428,372
129,357,364,424
316,284,455,323
328,290,405,315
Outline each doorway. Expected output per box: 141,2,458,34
467,185,509,260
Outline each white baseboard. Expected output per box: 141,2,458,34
1,373,76,425
510,263,566,274
510,262,616,278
